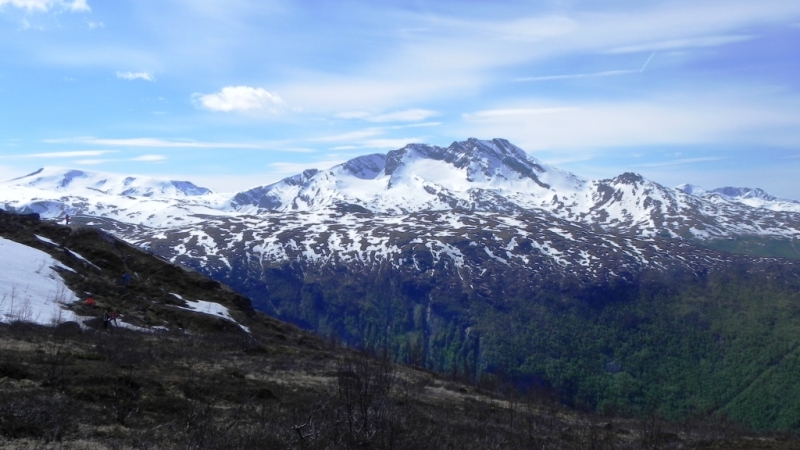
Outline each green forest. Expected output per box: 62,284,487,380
231,258,800,432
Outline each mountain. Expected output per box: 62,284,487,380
9,167,213,197
3,139,800,430
677,183,800,213
4,140,800,239
5,209,796,449
1,167,232,228
229,138,585,215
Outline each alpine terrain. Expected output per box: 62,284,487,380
3,138,800,431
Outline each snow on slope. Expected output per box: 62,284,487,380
0,237,80,325
9,167,212,197
169,293,250,332
1,139,799,240
676,184,800,213
1,167,235,227
229,138,586,214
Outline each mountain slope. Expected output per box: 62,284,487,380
8,209,795,448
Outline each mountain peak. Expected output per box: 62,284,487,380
675,183,707,195
712,187,776,201
228,138,585,214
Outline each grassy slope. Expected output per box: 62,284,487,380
698,236,800,260
2,211,798,448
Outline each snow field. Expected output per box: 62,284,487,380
0,237,80,326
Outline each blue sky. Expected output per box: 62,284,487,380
1,0,800,197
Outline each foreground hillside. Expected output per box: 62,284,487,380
2,210,798,449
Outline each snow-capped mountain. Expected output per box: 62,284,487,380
3,137,800,341
225,138,800,239
9,167,212,197
2,139,800,240
1,167,233,227
677,183,800,213
229,138,585,215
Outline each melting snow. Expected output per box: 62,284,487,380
0,237,81,325
170,293,250,333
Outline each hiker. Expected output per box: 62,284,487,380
65,214,70,225
121,272,131,287
103,309,113,330
85,296,96,309
110,310,120,327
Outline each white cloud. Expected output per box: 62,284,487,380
68,0,86,11
0,0,88,12
21,150,114,158
192,86,284,113
116,71,153,81
130,154,167,162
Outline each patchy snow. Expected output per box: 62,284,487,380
66,249,102,271
0,237,81,325
35,234,58,246
170,293,250,333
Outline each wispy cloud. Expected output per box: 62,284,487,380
459,89,800,152
116,71,154,81
130,154,166,162
370,109,438,123
0,0,89,12
335,109,437,123
462,107,578,120
390,122,442,129
517,52,657,82
18,150,115,158
45,137,270,149
606,35,755,54
311,129,384,143
516,70,638,82
632,157,725,168
192,86,284,113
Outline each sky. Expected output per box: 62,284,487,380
1,0,800,198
